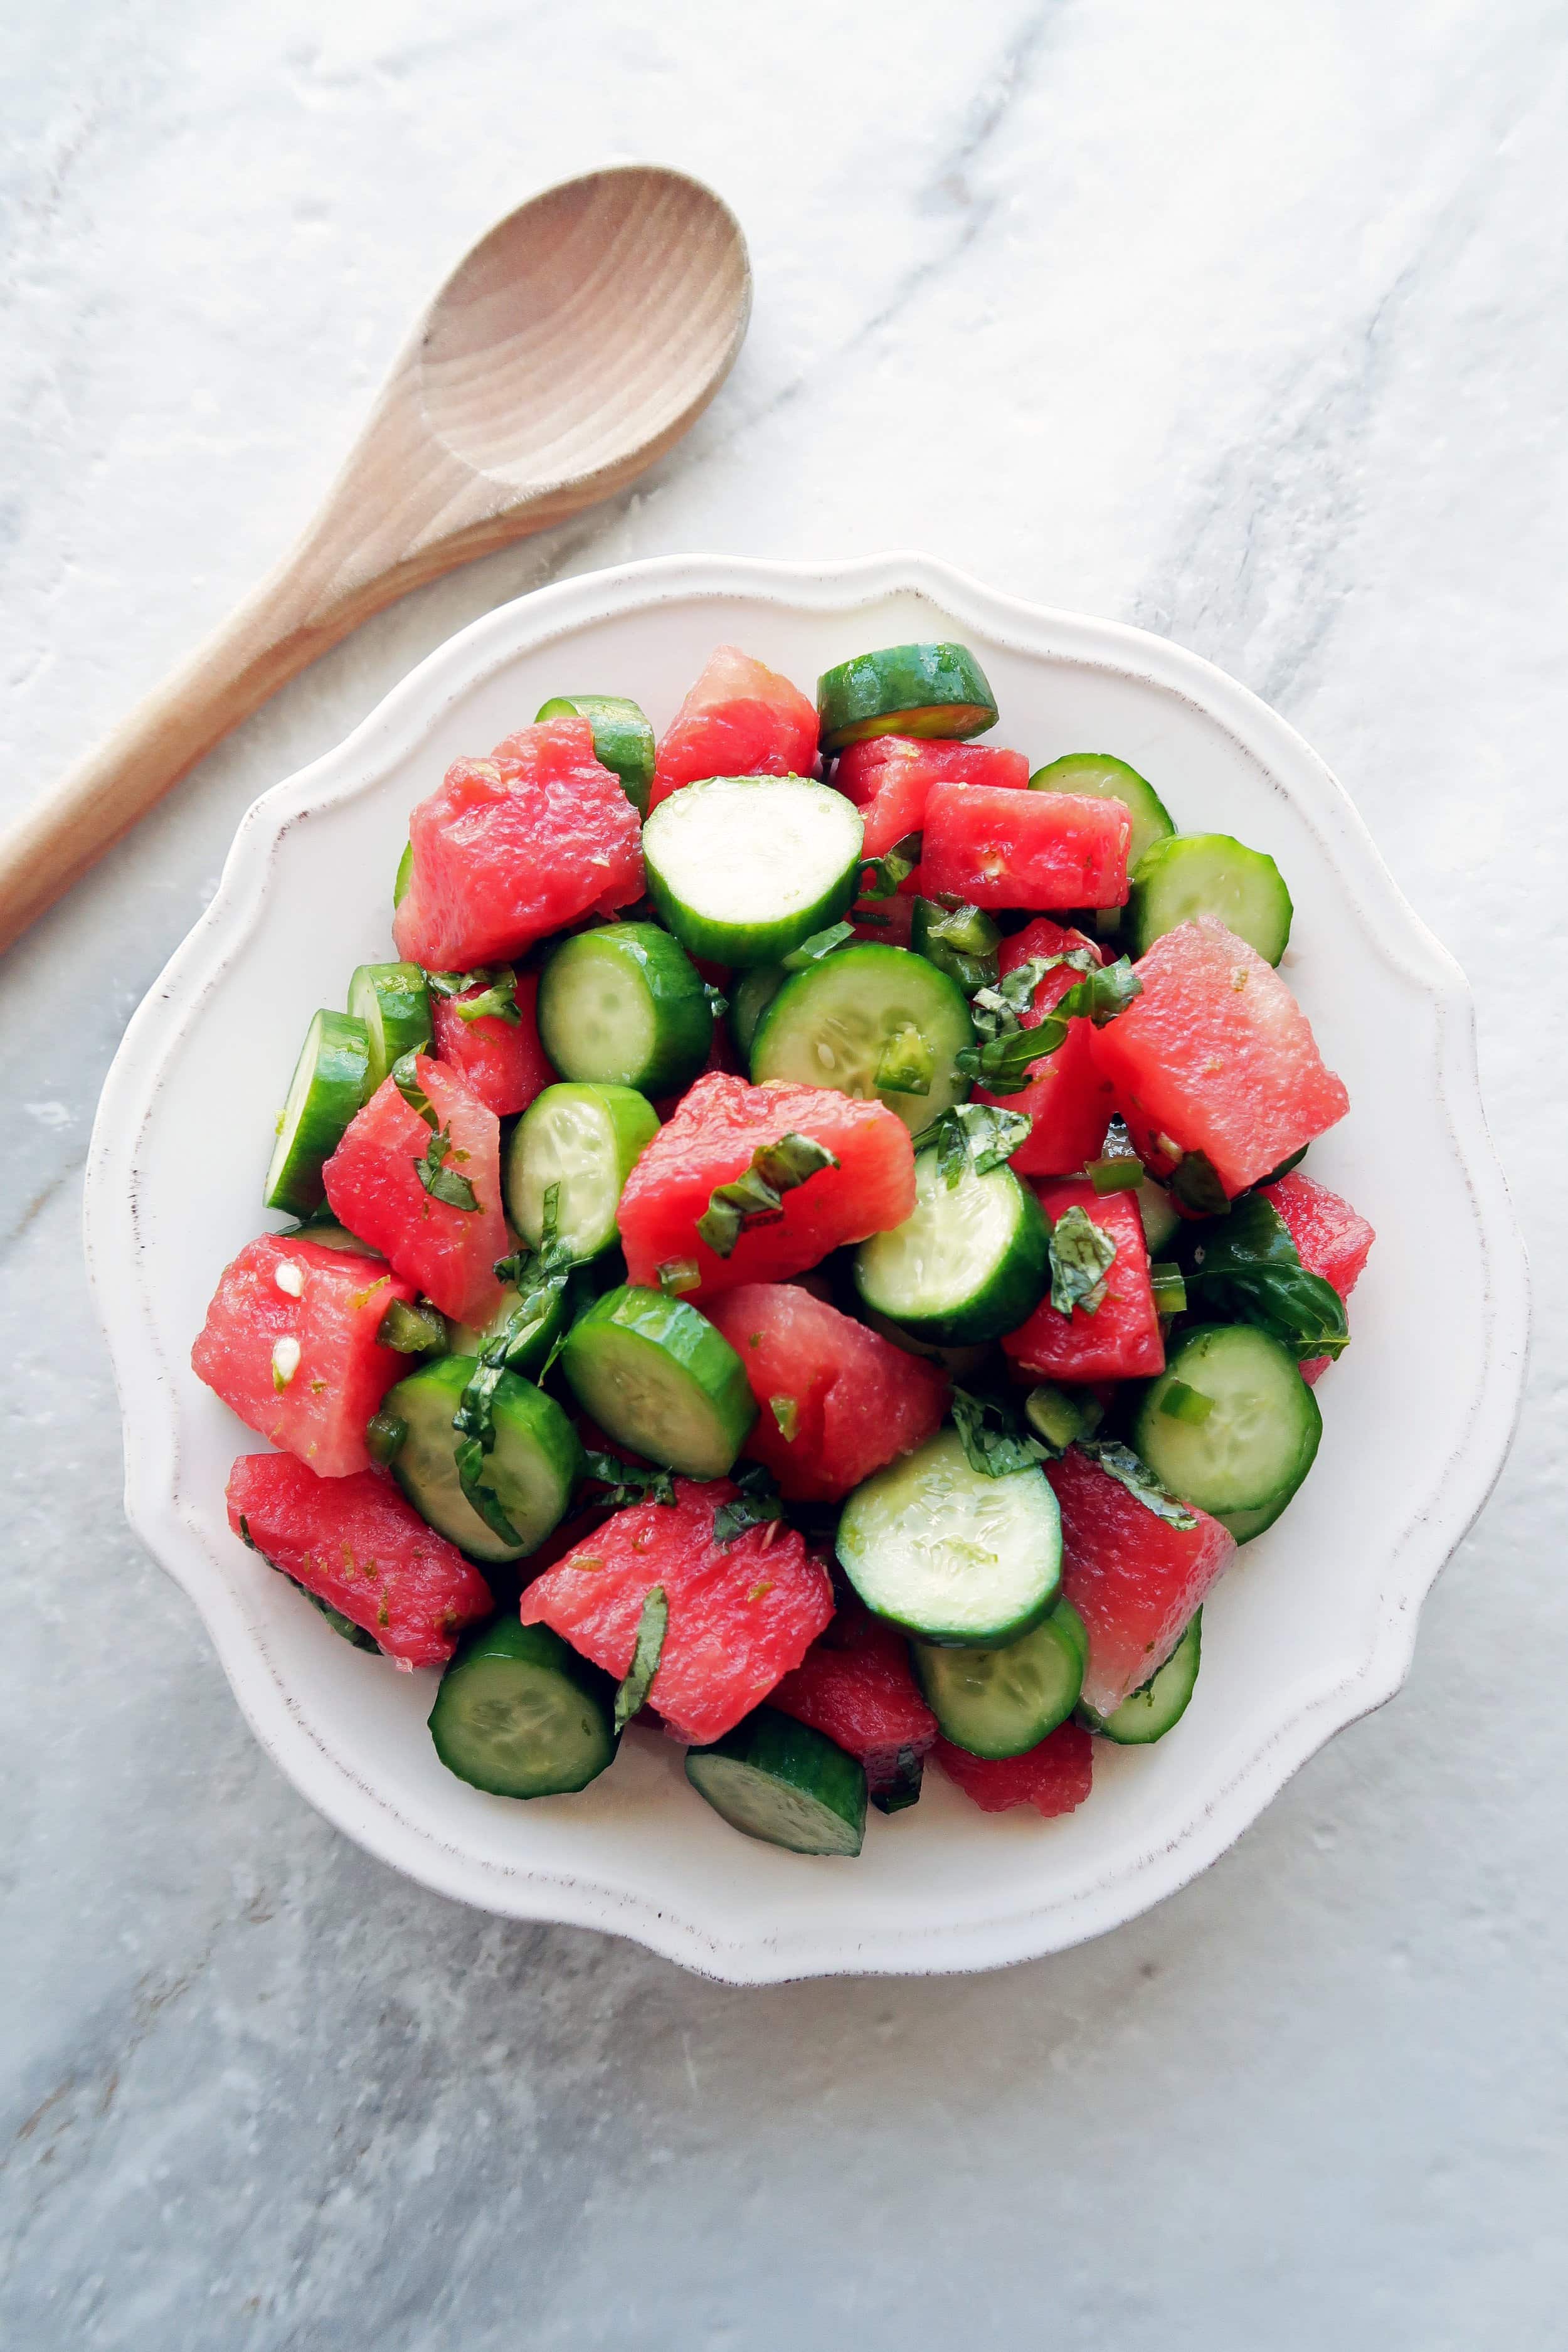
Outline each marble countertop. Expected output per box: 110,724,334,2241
3,2,1563,2343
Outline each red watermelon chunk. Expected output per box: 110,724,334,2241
1047,1446,1234,1716
431,967,554,1118
617,1071,916,1301
519,1476,834,1744
975,918,1118,1177
1002,1182,1163,1382
1091,917,1349,1196
193,1234,415,1478
323,1055,508,1329
227,1452,492,1668
834,736,1029,869
921,782,1131,909
703,1282,948,1500
769,1602,938,1787
393,715,643,969
1268,1169,1375,1383
935,1721,1094,1817
649,645,819,812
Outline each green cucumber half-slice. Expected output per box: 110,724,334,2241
1135,1323,1321,1517
387,1353,584,1564
853,1143,1049,1345
837,1428,1062,1648
750,941,974,1132
347,961,433,1094
1084,1610,1202,1744
685,1708,867,1856
536,693,655,818
429,1618,615,1798
913,1599,1086,1757
1126,833,1294,965
504,1081,658,1260
1029,753,1175,874
817,642,999,753
559,1286,756,1478
730,965,785,1059
642,775,864,969
263,1009,371,1217
536,923,713,1094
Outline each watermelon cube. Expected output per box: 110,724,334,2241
834,735,1029,869
768,1602,938,1790
921,782,1131,909
649,645,820,812
1091,916,1349,1196
1268,1169,1375,1383
431,967,554,1119
1047,1446,1234,1715
975,918,1118,1177
193,1233,416,1478
704,1281,948,1500
323,1055,509,1330
393,714,644,970
617,1071,916,1300
935,1720,1094,1817
1002,1181,1163,1382
519,1476,834,1744
227,1452,493,1668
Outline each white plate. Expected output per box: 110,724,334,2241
85,553,1528,1983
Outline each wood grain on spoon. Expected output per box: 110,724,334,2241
0,164,750,956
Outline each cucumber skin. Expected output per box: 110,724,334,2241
731,965,785,1059
536,923,713,1094
1134,1323,1322,1518
429,1618,617,1799
347,961,433,1094
536,694,655,818
560,1285,758,1477
913,1601,1086,1758
641,778,864,970
685,1707,867,1856
853,1164,1050,1347
1126,833,1294,966
263,1009,371,1219
817,643,999,753
1083,1611,1202,1744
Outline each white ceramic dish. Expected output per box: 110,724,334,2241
85,553,1527,1984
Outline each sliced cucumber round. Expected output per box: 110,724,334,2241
560,1286,756,1477
642,776,864,969
387,1353,584,1564
1029,753,1175,872
536,923,712,1094
263,1009,371,1217
853,1145,1049,1345
347,961,433,1094
817,642,998,753
1084,1611,1202,1744
505,1081,658,1261
730,965,785,1059
535,693,655,817
1127,833,1293,965
837,1428,1062,1648
393,840,413,908
914,1599,1086,1757
430,1618,615,1798
685,1708,867,1856
750,941,974,1132
1135,1323,1321,1517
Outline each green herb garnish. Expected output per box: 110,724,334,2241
1076,1438,1197,1528
696,1133,839,1259
614,1585,668,1734
950,1387,1048,1478
1048,1202,1116,1316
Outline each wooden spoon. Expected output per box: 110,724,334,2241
0,163,750,955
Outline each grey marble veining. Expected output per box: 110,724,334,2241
2,3,1564,2344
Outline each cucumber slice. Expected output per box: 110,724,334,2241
347,961,433,1094
429,1618,615,1798
853,1145,1049,1345
560,1286,756,1477
1029,753,1175,872
1127,834,1294,965
750,942,974,1132
914,1599,1086,1757
505,1082,658,1260
535,693,655,817
731,965,785,1059
837,1428,1062,1648
817,642,998,753
447,1278,568,1378
387,1353,584,1564
536,923,712,1094
263,1009,371,1217
394,840,413,909
642,776,864,969
1134,1323,1321,1517
685,1708,867,1856
1085,1611,1202,1744
1214,1493,1296,1544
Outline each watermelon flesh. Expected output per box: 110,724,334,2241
921,782,1131,909
935,1721,1094,1817
193,1234,415,1478
649,645,820,813
833,736,1029,869
1268,1169,1375,1383
323,1055,509,1329
393,715,644,969
1092,916,1349,1196
975,918,1118,1177
430,967,554,1118
1047,1446,1234,1716
227,1452,493,1668
519,1476,834,1744
703,1281,948,1500
617,1071,916,1301
768,1602,938,1790
1002,1182,1163,1383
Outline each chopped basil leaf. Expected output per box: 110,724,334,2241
413,1122,479,1212
712,1463,785,1545
912,896,1000,995
236,1512,257,1550
391,1051,436,1126
1055,956,1142,1026
452,1435,525,1547
1168,1150,1231,1216
294,1579,379,1649
859,831,922,899
913,1102,1032,1184
582,1452,677,1509
950,1386,1048,1478
703,982,729,1020
1047,1202,1116,1316
696,1131,839,1259
781,920,855,971
451,968,522,1025
874,1022,933,1096
614,1584,668,1734
1185,1192,1348,1361
1076,1438,1197,1528
376,1298,448,1353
